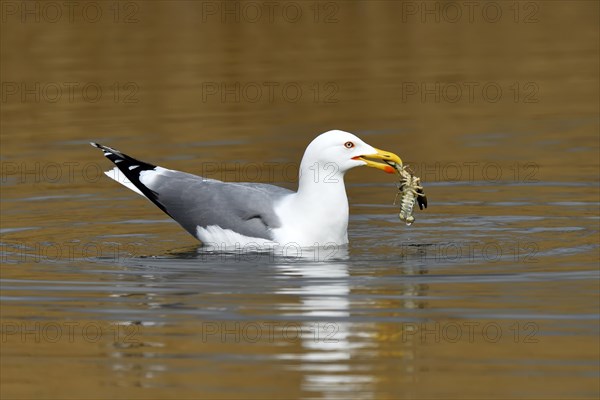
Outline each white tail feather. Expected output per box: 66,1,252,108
104,167,145,197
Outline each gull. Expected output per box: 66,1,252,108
91,130,401,247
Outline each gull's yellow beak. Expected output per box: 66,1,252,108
353,148,402,174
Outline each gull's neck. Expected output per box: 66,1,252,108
297,161,348,200
272,161,350,246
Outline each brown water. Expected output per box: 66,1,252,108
1,1,599,399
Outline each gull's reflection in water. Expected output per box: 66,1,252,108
274,245,376,398
100,243,426,396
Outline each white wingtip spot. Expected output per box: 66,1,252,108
128,165,139,170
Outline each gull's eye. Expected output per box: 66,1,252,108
344,141,354,149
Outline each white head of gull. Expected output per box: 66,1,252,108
272,130,401,246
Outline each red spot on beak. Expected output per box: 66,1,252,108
384,165,395,174
352,156,360,160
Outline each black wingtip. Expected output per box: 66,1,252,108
90,142,106,150
91,142,120,156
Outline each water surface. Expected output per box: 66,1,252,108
1,1,599,399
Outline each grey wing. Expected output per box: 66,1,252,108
91,142,293,240
146,170,291,240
